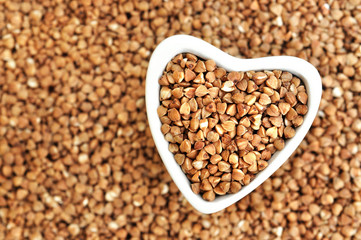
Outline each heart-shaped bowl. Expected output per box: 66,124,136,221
146,35,322,214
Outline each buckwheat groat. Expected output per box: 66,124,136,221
159,53,308,201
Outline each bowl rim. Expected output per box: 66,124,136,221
146,35,322,214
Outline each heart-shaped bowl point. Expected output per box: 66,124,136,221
146,35,322,214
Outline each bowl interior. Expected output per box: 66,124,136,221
146,35,322,214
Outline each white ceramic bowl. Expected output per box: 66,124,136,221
146,35,322,214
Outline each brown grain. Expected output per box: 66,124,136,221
1,0,359,239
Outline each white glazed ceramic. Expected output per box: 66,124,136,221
146,35,322,214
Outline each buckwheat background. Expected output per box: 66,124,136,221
0,0,360,239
